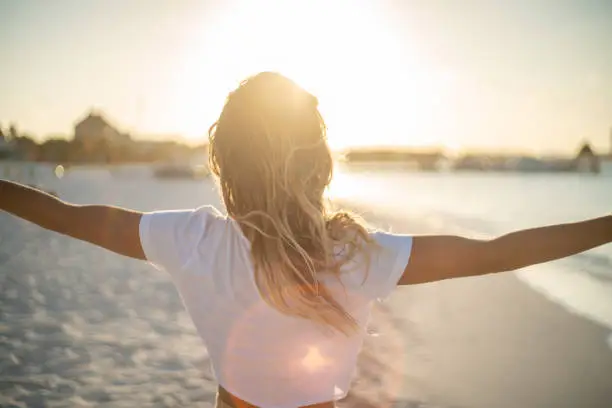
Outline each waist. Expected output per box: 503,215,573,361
217,385,336,408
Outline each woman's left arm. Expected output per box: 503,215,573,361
0,179,145,259
399,215,612,285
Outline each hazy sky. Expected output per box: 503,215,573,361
1,0,611,154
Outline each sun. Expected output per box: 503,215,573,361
178,0,445,148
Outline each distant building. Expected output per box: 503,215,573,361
74,110,131,146
575,142,600,174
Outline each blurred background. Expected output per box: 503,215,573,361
1,1,611,407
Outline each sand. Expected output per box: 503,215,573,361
1,169,611,407
339,202,612,408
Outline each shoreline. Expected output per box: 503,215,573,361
1,172,611,407
336,199,612,407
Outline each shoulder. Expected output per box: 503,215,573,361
190,205,228,229
350,230,413,300
139,205,231,272
141,205,227,235
368,230,413,268
370,230,413,253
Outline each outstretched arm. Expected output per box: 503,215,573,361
0,179,145,259
400,215,612,285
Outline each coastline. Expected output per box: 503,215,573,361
1,170,611,407
338,200,612,408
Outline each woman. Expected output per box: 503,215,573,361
1,72,611,408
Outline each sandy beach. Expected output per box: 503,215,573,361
1,168,611,407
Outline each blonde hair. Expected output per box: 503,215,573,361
209,72,372,335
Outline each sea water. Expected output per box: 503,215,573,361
4,160,611,340
330,163,612,338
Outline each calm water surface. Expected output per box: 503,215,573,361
332,163,612,332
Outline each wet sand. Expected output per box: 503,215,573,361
1,168,611,407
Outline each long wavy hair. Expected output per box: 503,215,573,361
208,72,372,335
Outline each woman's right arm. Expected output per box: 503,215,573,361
0,179,145,259
400,215,612,285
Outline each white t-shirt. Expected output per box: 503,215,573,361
139,205,413,408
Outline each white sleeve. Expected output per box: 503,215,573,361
364,231,413,300
139,206,217,275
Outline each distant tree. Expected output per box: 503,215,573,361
8,123,19,141
0,123,4,140
12,134,39,161
20,133,36,142
46,134,69,140
39,138,71,162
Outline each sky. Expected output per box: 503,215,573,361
1,0,612,154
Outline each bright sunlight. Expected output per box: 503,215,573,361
177,0,454,149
